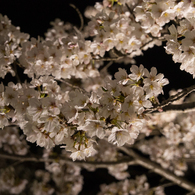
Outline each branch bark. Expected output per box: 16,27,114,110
119,147,195,193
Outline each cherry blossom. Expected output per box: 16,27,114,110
1,0,195,194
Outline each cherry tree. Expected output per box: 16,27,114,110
0,0,195,194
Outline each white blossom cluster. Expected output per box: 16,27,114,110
137,135,188,176
19,28,100,79
0,126,28,155
0,14,29,78
134,0,195,37
98,174,165,195
31,163,83,195
165,19,195,77
0,61,168,161
0,166,28,194
84,0,195,78
0,147,83,195
15,0,166,81
42,148,83,195
84,0,162,59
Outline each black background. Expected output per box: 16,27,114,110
1,0,195,194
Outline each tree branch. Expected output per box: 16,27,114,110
1,149,195,192
145,84,195,113
119,147,195,193
0,152,136,169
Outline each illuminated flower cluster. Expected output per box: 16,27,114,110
98,174,165,195
0,14,29,78
165,19,195,77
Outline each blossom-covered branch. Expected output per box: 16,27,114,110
1,0,195,194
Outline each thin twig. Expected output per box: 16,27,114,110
154,101,195,113
58,78,87,94
69,4,84,31
119,147,195,193
159,182,176,188
99,61,113,75
139,182,175,194
93,56,125,62
111,49,120,57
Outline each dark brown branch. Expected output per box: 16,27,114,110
119,147,195,193
125,3,136,20
0,152,136,169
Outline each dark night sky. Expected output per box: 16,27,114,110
1,1,195,194
0,0,95,38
